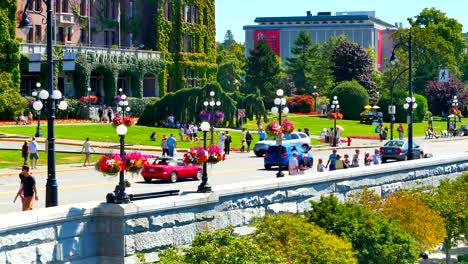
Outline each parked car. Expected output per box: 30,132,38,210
254,132,311,157
141,157,202,183
264,143,314,170
380,140,424,162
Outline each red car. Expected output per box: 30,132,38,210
141,157,202,183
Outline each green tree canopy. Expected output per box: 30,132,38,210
330,80,369,120
0,72,27,120
251,214,358,264
0,0,20,84
245,40,281,105
306,195,418,264
286,31,317,94
223,29,236,49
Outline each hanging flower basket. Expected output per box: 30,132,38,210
112,116,134,128
266,122,279,137
123,152,147,174
214,111,225,123
80,96,98,104
199,110,211,121
206,145,226,164
114,95,122,104
184,146,208,165
95,154,122,176
281,119,295,134
328,112,344,120
450,108,461,115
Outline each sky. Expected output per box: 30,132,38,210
215,0,468,43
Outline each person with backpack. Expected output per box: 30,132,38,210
224,131,232,155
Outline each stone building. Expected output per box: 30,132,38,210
15,0,216,104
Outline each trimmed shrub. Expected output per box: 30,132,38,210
287,95,315,113
378,90,428,123
330,80,369,120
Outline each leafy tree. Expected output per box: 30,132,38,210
425,79,465,115
306,195,418,264
332,41,377,102
217,61,241,92
287,95,314,113
158,227,284,264
223,29,236,49
251,214,357,264
420,173,468,264
245,40,281,105
330,81,369,120
0,0,20,84
0,72,27,120
286,31,317,94
351,189,446,252
378,90,427,123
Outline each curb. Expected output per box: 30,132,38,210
0,166,94,177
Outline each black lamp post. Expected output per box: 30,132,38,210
197,121,212,192
390,30,415,160
203,91,221,145
331,96,340,147
87,87,92,118
32,82,43,137
19,0,64,207
271,89,289,178
114,94,131,204
450,96,459,135
388,68,409,140
312,87,319,113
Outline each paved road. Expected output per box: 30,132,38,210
0,138,466,213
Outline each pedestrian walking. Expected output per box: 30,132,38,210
21,141,29,166
179,126,185,142
13,173,25,207
325,148,338,171
351,149,360,167
81,138,96,167
150,131,156,141
18,166,38,211
167,133,177,157
192,125,199,142
397,123,404,140
428,115,433,129
224,131,231,155
245,131,253,152
240,128,247,152
161,135,169,156
288,152,299,176
373,149,382,165
29,137,39,169
106,107,113,123
218,132,226,150
329,128,335,146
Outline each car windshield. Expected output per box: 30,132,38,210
290,134,299,139
384,141,405,147
299,133,307,138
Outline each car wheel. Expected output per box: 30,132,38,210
195,169,202,180
170,172,178,183
302,144,310,151
254,151,264,157
143,177,152,183
264,164,272,170
419,152,424,159
382,158,387,163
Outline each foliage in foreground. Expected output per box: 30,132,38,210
158,227,284,264
306,195,418,264
350,189,446,252
251,214,357,264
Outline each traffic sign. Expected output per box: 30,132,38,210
439,69,449,82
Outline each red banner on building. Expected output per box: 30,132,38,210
254,30,280,56
377,29,383,71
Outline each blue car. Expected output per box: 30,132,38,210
264,144,314,170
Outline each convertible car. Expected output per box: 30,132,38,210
141,157,202,183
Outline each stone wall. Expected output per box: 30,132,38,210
1,153,467,264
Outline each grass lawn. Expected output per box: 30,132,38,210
242,114,465,138
0,124,246,149
0,150,101,169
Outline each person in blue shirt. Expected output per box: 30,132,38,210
167,134,177,157
258,130,266,141
326,148,338,171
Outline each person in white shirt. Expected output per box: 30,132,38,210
288,152,299,176
29,137,39,169
218,132,226,150
81,138,95,167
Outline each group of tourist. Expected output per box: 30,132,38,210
177,123,200,142
322,148,382,172
20,138,40,169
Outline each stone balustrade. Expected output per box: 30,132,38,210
0,153,467,264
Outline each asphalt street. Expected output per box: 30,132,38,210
0,138,467,213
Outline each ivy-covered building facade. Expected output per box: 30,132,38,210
16,0,216,105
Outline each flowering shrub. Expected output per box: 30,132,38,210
287,95,314,113
114,95,122,104
281,119,295,134
214,111,225,122
199,110,211,121
112,116,134,127
80,96,98,104
184,145,226,165
123,152,147,174
95,154,122,176
266,122,280,137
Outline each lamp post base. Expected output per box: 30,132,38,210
114,191,131,204
197,183,212,193
35,127,42,138
276,171,284,178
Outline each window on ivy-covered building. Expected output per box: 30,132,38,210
81,0,86,16
61,0,69,12
184,34,193,53
26,27,34,43
164,0,172,22
34,25,41,43
193,6,199,24
35,0,42,11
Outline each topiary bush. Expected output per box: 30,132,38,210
330,80,369,120
127,97,159,117
378,90,428,123
287,95,314,113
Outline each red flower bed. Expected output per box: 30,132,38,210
349,135,380,140
287,95,314,113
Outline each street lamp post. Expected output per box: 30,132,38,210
197,121,212,192
19,0,66,207
312,87,319,114
87,87,92,118
204,91,221,145
331,96,340,147
450,96,459,135
32,82,43,137
271,89,289,178
114,94,131,204
390,30,415,160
